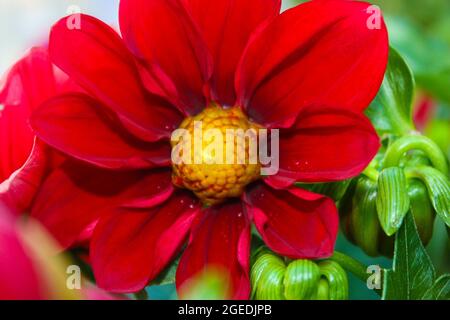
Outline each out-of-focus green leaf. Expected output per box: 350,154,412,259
386,17,450,106
366,48,415,135
178,268,229,300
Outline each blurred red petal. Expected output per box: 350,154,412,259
0,205,45,299
0,47,55,181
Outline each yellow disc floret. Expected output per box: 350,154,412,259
171,104,262,206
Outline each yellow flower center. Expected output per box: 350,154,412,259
171,104,262,206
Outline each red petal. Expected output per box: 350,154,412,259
119,0,212,115
50,14,182,141
266,106,380,188
0,141,55,214
176,201,251,300
31,165,173,249
91,191,200,293
186,0,280,105
245,183,338,259
0,47,55,181
31,93,172,170
237,0,389,127
0,206,45,299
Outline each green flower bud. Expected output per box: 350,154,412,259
341,177,381,257
408,179,436,244
340,175,436,257
340,132,449,257
251,247,349,300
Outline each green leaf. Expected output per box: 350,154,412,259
366,47,415,135
376,168,411,236
422,275,450,300
406,166,450,227
382,213,436,300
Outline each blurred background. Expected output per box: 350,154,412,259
0,0,119,73
0,0,448,300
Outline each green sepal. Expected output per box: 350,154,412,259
408,179,436,244
376,167,410,236
406,166,450,227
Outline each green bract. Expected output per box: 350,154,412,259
340,173,437,257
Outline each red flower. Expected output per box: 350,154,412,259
0,47,57,182
0,48,78,213
414,93,436,132
23,0,386,298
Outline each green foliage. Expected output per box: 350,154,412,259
366,48,415,136
383,213,450,300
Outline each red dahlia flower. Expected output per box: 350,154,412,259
23,0,387,298
0,48,76,213
0,47,58,182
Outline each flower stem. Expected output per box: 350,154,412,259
330,251,369,283
363,167,380,182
